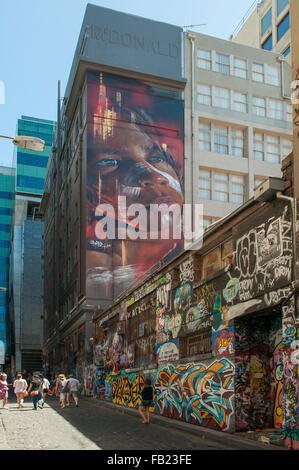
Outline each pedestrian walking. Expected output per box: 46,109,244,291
0,373,9,409
55,374,69,408
138,378,154,424
27,374,43,410
39,373,50,407
13,373,28,408
67,374,80,407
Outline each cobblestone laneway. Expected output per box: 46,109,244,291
0,395,239,451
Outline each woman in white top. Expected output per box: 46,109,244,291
13,373,28,408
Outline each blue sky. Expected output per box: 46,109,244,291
0,0,255,166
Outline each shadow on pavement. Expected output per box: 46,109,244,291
43,395,219,451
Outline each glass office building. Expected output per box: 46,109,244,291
9,116,56,374
0,167,15,369
16,116,56,196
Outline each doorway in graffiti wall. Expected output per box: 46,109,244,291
234,310,283,432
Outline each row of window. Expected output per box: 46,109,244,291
0,208,12,217
197,83,292,121
0,191,14,200
199,170,246,204
17,175,45,191
254,132,292,163
197,49,281,85
199,123,245,157
262,1,289,33
0,224,11,233
18,121,56,136
199,121,292,163
199,171,269,205
262,11,290,51
17,152,49,169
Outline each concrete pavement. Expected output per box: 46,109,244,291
0,393,287,451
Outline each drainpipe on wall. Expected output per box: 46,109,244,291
277,55,291,100
186,32,196,242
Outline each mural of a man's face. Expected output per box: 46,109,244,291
88,123,183,211
86,72,184,297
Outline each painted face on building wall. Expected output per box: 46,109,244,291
88,123,183,211
86,72,184,299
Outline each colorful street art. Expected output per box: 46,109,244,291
106,370,157,411
156,339,179,364
212,295,223,332
156,274,172,344
212,328,235,357
154,359,234,430
184,301,212,334
111,372,144,408
232,204,293,304
174,283,192,314
84,365,94,396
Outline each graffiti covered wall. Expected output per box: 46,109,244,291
93,199,298,441
105,370,157,411
155,359,234,431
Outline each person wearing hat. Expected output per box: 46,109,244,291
27,374,43,410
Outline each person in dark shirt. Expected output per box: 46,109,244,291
138,378,154,424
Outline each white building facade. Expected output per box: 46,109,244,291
184,31,292,228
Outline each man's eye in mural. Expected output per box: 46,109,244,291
147,155,164,164
96,157,119,171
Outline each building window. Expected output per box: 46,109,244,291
199,170,211,200
267,66,280,86
266,135,280,163
234,57,247,78
214,127,228,155
261,8,272,36
214,173,229,202
282,45,291,56
197,48,212,70
215,53,230,74
199,122,211,151
262,34,273,51
197,84,212,106
199,122,245,158
233,92,248,113
231,129,244,157
215,87,230,109
252,63,264,82
253,96,266,117
282,139,292,158
268,99,283,120
286,103,292,122
277,0,289,16
254,133,292,163
231,175,245,204
254,133,264,161
277,13,290,42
